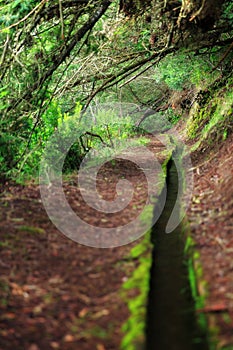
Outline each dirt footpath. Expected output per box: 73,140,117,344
0,137,166,350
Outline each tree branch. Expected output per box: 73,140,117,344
83,46,176,110
5,0,112,116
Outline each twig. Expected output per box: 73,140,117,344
105,124,114,147
84,131,110,147
0,34,10,66
166,22,175,48
16,140,42,174
0,0,47,32
5,1,112,115
211,41,233,72
84,46,175,110
58,0,65,40
119,62,155,88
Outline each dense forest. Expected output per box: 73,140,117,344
0,0,232,177
0,1,233,349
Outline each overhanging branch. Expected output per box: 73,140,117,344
83,46,176,110
4,0,112,116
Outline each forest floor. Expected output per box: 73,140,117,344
0,137,166,350
0,131,233,350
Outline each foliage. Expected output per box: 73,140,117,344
222,1,233,27
187,250,208,331
156,52,217,90
164,108,181,125
187,76,233,142
40,102,150,175
0,0,233,178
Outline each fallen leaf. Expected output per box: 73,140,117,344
61,294,70,301
92,309,109,319
10,282,24,296
33,304,43,314
48,276,63,284
79,308,89,318
63,334,75,342
50,341,60,349
28,344,40,350
97,344,105,350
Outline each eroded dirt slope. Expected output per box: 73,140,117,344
187,133,233,347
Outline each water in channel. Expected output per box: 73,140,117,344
146,157,209,350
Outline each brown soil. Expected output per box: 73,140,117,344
186,132,233,347
0,137,166,350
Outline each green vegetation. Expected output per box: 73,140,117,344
156,52,216,90
187,76,233,153
16,225,45,234
121,231,153,350
0,0,233,179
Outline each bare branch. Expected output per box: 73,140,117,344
4,0,112,116
58,0,65,40
83,46,176,110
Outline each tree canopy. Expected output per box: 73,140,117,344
0,0,233,175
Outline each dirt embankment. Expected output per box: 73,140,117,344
186,132,233,347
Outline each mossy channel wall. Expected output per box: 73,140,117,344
121,148,209,350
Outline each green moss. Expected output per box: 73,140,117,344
187,76,233,143
187,102,211,139
184,245,209,339
120,230,153,350
222,313,232,325
16,225,45,234
130,238,151,258
182,222,231,350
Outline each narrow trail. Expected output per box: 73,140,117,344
0,136,166,350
